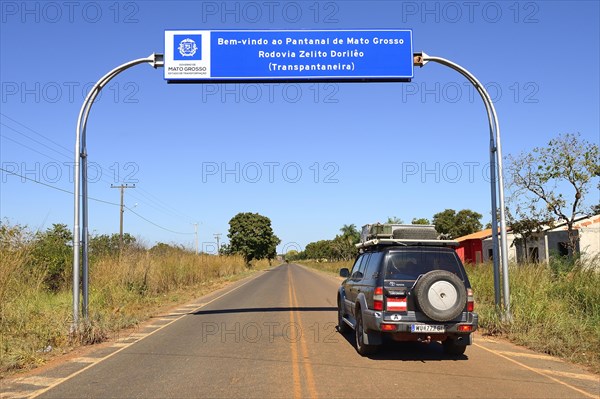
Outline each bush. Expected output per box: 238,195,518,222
29,224,72,292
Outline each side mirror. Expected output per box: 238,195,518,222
339,268,350,278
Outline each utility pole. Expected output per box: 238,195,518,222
214,233,222,255
193,223,199,255
111,184,136,253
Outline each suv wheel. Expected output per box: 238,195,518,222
414,270,467,322
355,310,377,356
443,337,467,355
337,297,350,334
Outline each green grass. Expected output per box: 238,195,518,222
299,258,600,373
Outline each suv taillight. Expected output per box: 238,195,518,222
467,288,474,312
374,287,383,311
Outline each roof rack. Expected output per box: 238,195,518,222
361,223,440,242
356,238,459,249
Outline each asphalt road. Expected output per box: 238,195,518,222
3,263,599,398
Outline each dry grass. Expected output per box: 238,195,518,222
466,260,600,373
0,239,272,376
296,260,351,276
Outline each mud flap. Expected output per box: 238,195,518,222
364,330,382,345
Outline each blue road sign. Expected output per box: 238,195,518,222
164,30,413,82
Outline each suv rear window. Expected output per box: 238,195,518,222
384,248,464,281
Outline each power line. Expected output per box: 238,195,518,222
135,186,196,222
1,132,127,192
1,112,72,154
127,188,195,224
0,167,118,206
1,134,66,164
1,167,193,235
125,206,193,235
1,122,72,159
1,113,197,226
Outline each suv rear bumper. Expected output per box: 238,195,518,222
362,309,478,338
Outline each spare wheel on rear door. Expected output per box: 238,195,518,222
414,270,466,322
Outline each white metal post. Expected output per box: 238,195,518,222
73,54,164,329
415,52,511,318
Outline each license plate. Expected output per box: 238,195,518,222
411,324,445,333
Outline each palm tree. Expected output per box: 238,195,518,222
340,224,358,237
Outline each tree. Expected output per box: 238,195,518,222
432,209,483,239
412,218,430,225
304,240,334,260
337,224,360,260
507,133,600,254
386,216,404,224
332,236,356,261
227,212,280,266
507,208,550,263
285,250,299,262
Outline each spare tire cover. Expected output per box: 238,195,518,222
414,270,466,322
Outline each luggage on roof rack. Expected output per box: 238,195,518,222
360,223,396,241
356,238,459,250
360,223,440,243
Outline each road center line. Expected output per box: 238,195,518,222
287,267,303,399
289,266,319,399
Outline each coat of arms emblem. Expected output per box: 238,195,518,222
178,38,198,57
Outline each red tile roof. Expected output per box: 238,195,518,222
456,228,512,242
456,229,494,242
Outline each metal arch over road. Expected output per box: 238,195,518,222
72,29,511,328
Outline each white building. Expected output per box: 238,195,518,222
482,214,600,265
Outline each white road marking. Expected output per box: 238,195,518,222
25,272,266,399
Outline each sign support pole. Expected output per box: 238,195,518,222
414,52,511,320
72,54,164,331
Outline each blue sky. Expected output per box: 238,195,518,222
1,1,599,253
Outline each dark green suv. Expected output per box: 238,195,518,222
337,241,478,356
